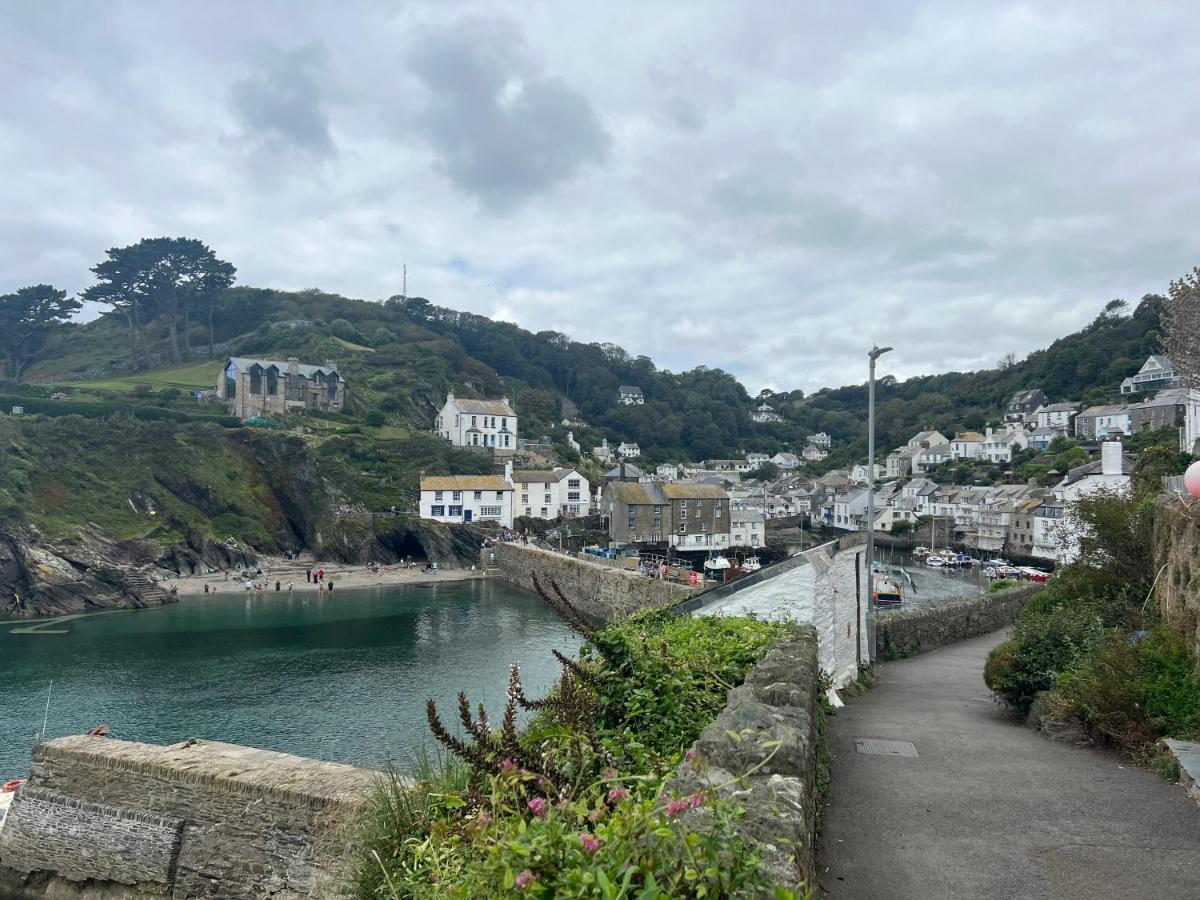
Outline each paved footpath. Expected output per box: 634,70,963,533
818,630,1200,899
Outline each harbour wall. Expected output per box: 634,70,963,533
670,626,823,890
0,735,378,899
876,584,1043,659
487,543,693,622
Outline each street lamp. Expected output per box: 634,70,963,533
865,345,893,663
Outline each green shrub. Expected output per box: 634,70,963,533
988,602,1104,712
983,640,1019,695
988,578,1020,593
364,411,387,427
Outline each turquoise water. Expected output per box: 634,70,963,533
0,579,580,779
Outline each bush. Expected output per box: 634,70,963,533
983,640,1019,695
987,602,1104,712
159,387,182,403
364,411,387,428
988,578,1020,593
331,318,358,340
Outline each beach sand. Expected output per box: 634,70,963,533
167,555,483,597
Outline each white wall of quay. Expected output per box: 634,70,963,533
691,542,866,690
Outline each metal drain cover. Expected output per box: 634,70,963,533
855,738,918,757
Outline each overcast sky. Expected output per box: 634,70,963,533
4,2,1199,393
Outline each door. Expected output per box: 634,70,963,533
464,509,473,522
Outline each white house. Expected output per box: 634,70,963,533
1036,402,1078,430
1120,354,1179,395
849,463,883,484
1074,404,1131,439
808,432,832,449
618,385,645,405
832,489,870,531
435,392,517,450
801,445,828,462
565,430,581,454
731,510,766,548
1054,441,1132,563
912,444,951,474
1183,388,1200,454
420,475,514,528
509,465,591,520
617,441,642,459
752,403,783,423
1031,499,1065,561
592,439,615,464
772,452,801,470
981,425,1030,463
950,431,985,460
655,463,681,481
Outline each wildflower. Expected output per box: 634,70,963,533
579,832,602,854
527,797,548,817
607,787,629,803
588,808,606,823
687,793,705,810
473,811,492,828
684,749,697,761
499,758,516,772
665,798,689,819
515,869,535,890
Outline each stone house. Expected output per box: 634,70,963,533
1073,404,1131,439
602,482,731,550
1006,389,1047,422
435,392,518,450
220,356,345,420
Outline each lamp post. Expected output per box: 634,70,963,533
865,345,893,663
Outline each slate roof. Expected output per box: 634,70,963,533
618,385,644,395
448,397,516,416
512,470,558,483
661,483,729,499
227,357,339,378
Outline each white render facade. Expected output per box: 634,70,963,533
419,476,514,528
435,392,518,449
510,466,591,519
731,511,766,548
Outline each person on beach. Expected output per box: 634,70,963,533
204,583,209,594
327,580,334,593
287,583,293,593
275,580,281,591
305,568,312,583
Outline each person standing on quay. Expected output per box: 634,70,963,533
305,568,312,583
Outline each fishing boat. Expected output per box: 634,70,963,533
1019,566,1051,583
912,546,932,559
872,574,904,607
925,554,949,567
740,555,762,572
703,555,731,573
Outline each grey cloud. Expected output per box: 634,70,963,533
407,16,609,209
230,45,335,162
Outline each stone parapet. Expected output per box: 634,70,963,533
0,735,378,899
876,585,1042,659
669,627,822,893
488,543,692,622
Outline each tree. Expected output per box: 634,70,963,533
83,238,235,366
1164,267,1200,387
748,462,780,481
0,285,80,381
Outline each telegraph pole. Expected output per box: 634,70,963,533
865,345,893,662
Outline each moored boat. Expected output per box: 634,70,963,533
873,574,904,607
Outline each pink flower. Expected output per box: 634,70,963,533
607,787,629,803
527,796,548,817
499,758,516,772
665,798,689,819
687,793,705,810
588,808,606,823
685,749,698,761
579,832,602,854
515,869,535,890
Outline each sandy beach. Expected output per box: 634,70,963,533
166,555,484,598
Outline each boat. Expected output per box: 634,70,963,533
2,779,24,793
1019,567,1051,583
995,565,1021,579
925,555,949,567
983,558,1010,569
912,546,932,558
703,555,731,572
740,555,762,572
872,574,904,607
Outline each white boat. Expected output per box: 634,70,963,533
925,555,949,567
740,555,762,572
912,546,932,558
873,574,904,607
703,555,731,572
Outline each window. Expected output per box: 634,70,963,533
495,491,505,500
544,493,551,503
503,435,510,448
524,507,531,516
452,492,461,501
654,505,663,514
434,491,443,501
430,505,445,516
678,523,686,534
568,478,580,488
521,493,529,503
501,418,507,429
249,366,262,394
471,416,477,426
680,500,688,511
448,505,462,516
627,516,637,530
480,506,502,517
541,508,549,517
568,492,580,501
474,491,482,500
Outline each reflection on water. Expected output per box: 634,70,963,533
0,579,579,779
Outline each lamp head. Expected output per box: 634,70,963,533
869,345,894,360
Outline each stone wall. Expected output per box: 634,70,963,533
670,627,823,892
0,735,378,899
1154,498,1200,662
876,584,1042,659
488,543,693,622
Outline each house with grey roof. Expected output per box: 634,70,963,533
618,385,645,405
220,356,345,420
436,391,518,450
1120,354,1179,395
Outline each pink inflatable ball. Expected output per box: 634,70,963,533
1186,460,1200,498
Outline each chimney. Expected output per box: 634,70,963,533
325,359,338,371
504,460,514,483
985,426,993,441
287,357,300,376
447,390,455,402
1101,440,1122,476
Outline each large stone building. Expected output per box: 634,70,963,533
435,392,518,450
602,482,731,551
220,357,345,419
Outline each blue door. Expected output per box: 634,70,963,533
464,509,473,522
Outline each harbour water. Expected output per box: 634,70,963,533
0,579,581,779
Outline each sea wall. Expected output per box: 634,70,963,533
1154,498,1200,662
0,736,378,899
670,626,823,891
876,584,1042,659
487,543,693,622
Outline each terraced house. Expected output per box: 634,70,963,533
419,475,514,528
220,356,345,419
508,465,591,519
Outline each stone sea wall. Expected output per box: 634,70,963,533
1154,498,1200,662
876,584,1042,659
0,735,378,899
670,626,823,892
487,543,692,622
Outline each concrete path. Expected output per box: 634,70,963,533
818,630,1200,899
